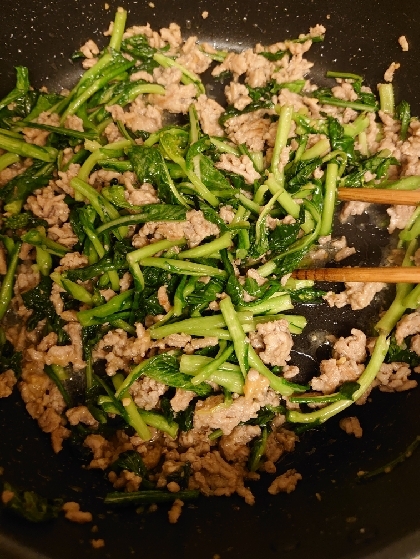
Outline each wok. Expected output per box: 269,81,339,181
1,1,420,558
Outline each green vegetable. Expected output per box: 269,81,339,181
1,482,62,523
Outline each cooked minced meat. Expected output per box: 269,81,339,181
268,469,302,495
339,416,363,438
62,502,93,524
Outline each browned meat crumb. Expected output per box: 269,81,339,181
91,539,105,549
398,35,409,51
384,62,401,83
339,416,363,438
62,502,93,523
1,490,15,504
268,469,302,495
0,370,17,398
168,499,184,523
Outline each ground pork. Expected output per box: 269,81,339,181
19,361,70,452
398,35,409,51
168,499,184,523
340,201,370,222
194,369,278,435
48,222,78,248
149,83,197,114
62,502,92,523
125,181,159,206
384,62,401,82
311,357,364,394
170,389,195,413
108,469,142,492
387,205,416,233
0,157,31,187
91,539,105,549
324,281,386,311
79,39,100,59
339,416,363,438
263,428,296,473
219,205,235,224
250,320,293,367
268,469,302,495
189,450,255,504
215,153,260,184
84,430,134,470
45,322,86,372
224,109,272,152
375,362,417,392
333,329,367,364
66,406,99,428
25,185,70,226
411,335,420,356
177,36,212,74
0,242,7,275
133,209,219,249
93,323,151,375
219,425,261,463
0,370,17,398
14,262,40,296
23,112,60,146
130,377,167,410
395,311,420,345
224,82,252,110
106,97,162,133
194,95,225,137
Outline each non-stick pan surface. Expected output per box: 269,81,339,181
1,1,420,558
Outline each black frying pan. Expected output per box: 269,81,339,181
1,1,420,558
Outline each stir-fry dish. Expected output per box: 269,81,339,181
1,7,420,524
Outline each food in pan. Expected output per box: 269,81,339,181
1,7,419,524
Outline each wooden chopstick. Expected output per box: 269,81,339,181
292,267,420,283
338,188,420,205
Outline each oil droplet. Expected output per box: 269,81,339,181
185,19,192,29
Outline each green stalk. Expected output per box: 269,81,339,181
137,409,178,439
61,60,134,121
61,279,93,305
0,153,20,172
108,8,127,51
265,175,301,219
0,133,57,162
112,374,151,441
380,176,420,190
0,240,21,321
219,296,249,377
236,294,293,315
177,233,232,260
104,490,199,506
342,114,370,137
35,246,52,276
271,105,293,184
153,53,205,94
77,290,133,326
247,346,304,396
139,257,227,278
378,83,395,114
191,345,234,385
287,334,389,424
301,138,330,161
127,239,187,267
21,230,70,257
319,162,338,236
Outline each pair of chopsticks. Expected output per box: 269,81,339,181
292,187,420,284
